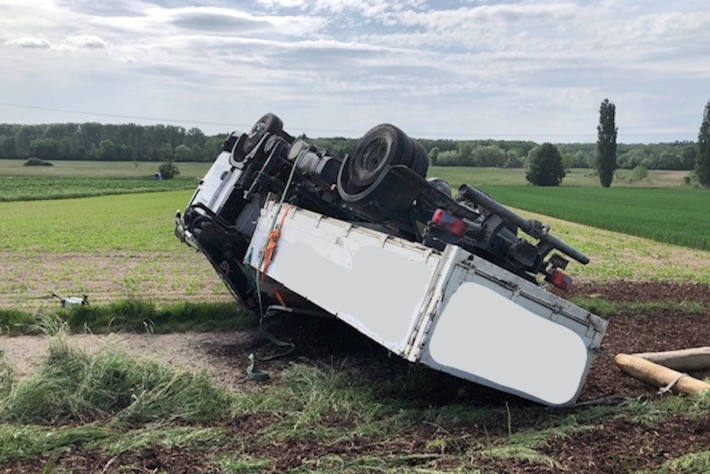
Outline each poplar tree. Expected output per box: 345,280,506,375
697,100,710,187
597,99,617,188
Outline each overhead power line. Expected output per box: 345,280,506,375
0,101,694,139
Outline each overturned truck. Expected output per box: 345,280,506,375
175,114,607,406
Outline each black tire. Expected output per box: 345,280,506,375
338,123,427,212
410,140,429,178
346,124,409,188
244,113,283,154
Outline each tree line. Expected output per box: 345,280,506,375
0,121,704,173
311,136,698,171
0,123,225,162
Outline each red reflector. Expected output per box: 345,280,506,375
431,209,467,237
548,269,572,290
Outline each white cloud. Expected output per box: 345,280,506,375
64,34,106,49
0,0,709,141
6,36,51,48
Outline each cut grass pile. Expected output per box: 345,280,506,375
0,300,256,336
0,336,232,464
0,175,196,201
476,185,710,252
0,337,231,426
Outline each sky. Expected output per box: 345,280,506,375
0,0,709,142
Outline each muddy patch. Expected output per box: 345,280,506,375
564,280,710,305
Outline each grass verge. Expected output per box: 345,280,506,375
571,298,707,317
0,300,256,336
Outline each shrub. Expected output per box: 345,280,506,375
631,165,648,181
526,143,565,186
158,162,180,179
23,157,53,167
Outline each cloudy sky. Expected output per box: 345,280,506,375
1,0,708,142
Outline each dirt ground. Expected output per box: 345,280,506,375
567,280,710,305
1,281,709,473
0,250,232,308
2,282,709,403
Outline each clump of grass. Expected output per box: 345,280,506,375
0,308,43,336
0,351,14,397
238,363,384,441
0,424,111,464
100,425,227,455
212,454,272,473
573,297,706,317
0,300,257,336
473,419,600,469
658,450,710,474
0,336,231,426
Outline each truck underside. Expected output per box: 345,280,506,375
175,114,607,406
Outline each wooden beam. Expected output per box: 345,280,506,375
614,353,710,396
633,347,710,371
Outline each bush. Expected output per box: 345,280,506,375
158,162,180,179
23,157,53,167
526,143,565,186
631,165,648,181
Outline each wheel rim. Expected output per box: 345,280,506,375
351,137,390,186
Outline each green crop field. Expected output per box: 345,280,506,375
0,190,191,253
1,159,692,187
430,166,691,188
0,159,212,178
0,176,196,201
473,185,710,252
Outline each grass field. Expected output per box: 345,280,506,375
478,185,710,252
0,159,212,178
1,190,709,279
2,190,710,310
431,166,691,188
1,159,692,186
0,175,196,201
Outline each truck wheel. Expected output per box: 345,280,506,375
346,124,409,188
410,141,429,177
244,113,283,154
338,123,427,209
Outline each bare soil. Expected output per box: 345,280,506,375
0,250,232,308
566,280,710,305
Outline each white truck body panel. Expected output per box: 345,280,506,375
246,201,607,406
190,150,243,214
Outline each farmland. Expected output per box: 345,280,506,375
481,186,710,251
0,159,212,178
0,175,196,201
1,160,710,473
